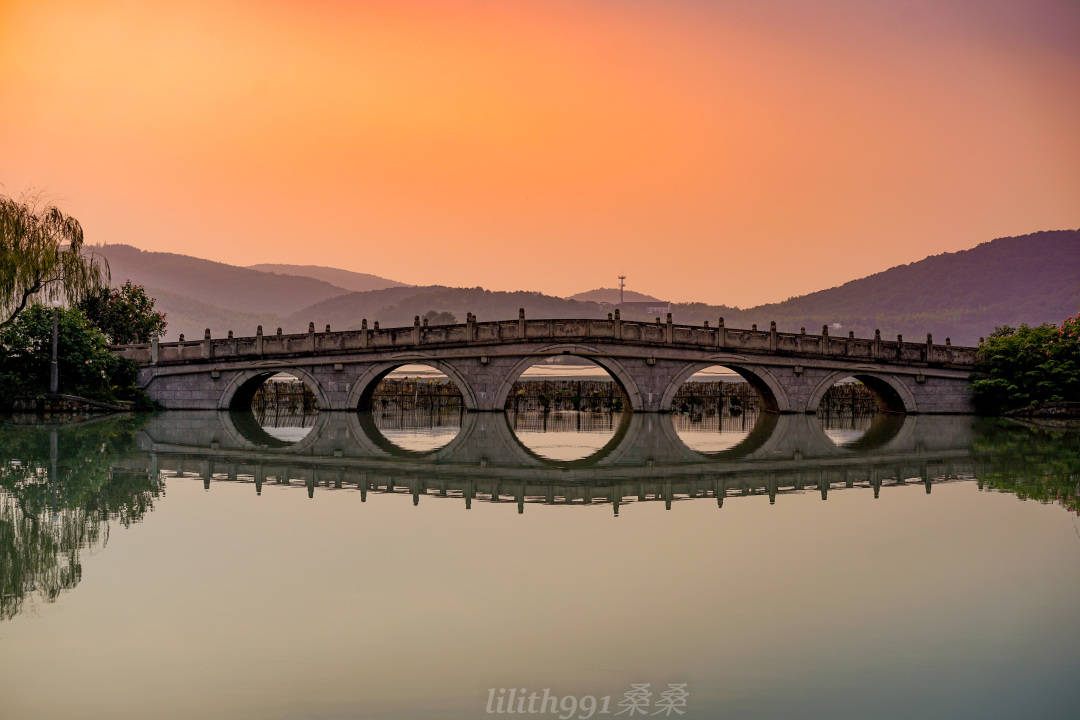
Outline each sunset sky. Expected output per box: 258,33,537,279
2,0,1078,306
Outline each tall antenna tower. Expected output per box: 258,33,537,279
617,274,626,305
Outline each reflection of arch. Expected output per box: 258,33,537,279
345,358,477,411
221,409,330,451
352,410,464,458
658,361,790,413
821,412,907,451
501,410,633,468
218,367,329,411
492,346,645,411
667,410,781,460
806,371,916,414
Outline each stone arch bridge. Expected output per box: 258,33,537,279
114,312,976,413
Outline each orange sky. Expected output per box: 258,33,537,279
2,0,1078,306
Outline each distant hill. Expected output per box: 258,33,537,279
247,263,407,292
97,230,1079,345
669,229,1080,345
95,244,348,316
93,244,350,340
141,286,286,342
290,286,607,330
569,288,663,303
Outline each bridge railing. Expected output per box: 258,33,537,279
112,315,977,369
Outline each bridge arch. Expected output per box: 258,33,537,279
218,367,330,412
491,345,645,412
806,370,917,414
658,360,791,413
345,357,479,411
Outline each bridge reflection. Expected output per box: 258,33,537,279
5,414,1074,623
126,409,979,514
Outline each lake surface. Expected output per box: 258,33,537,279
1,410,1078,719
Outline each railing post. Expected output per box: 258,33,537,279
614,308,622,340
821,324,829,355
360,319,368,348
414,315,421,345
769,321,777,352
896,334,903,360
873,329,882,359
926,333,933,363
518,308,525,339
466,312,475,343
308,322,316,352
665,313,673,344
717,317,725,348
202,329,211,359
256,325,263,355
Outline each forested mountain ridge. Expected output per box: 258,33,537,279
671,229,1079,344
99,230,1077,345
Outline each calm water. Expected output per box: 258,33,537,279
1,410,1078,720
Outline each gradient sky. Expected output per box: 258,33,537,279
2,0,1078,306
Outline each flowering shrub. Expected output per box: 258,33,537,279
971,314,1080,414
77,281,166,345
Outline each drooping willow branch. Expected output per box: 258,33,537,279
0,195,109,328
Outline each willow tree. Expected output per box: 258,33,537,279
0,195,109,329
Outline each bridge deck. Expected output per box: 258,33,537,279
114,314,976,370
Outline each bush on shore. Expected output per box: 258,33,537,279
0,304,147,410
971,314,1080,415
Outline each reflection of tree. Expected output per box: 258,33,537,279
973,420,1080,514
0,415,159,621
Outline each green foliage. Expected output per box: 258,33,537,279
0,416,158,620
971,314,1080,414
972,419,1080,515
78,280,167,344
0,195,108,329
0,304,138,405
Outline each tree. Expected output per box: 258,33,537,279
0,195,108,330
423,310,456,325
970,314,1080,414
0,304,138,404
78,281,167,344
